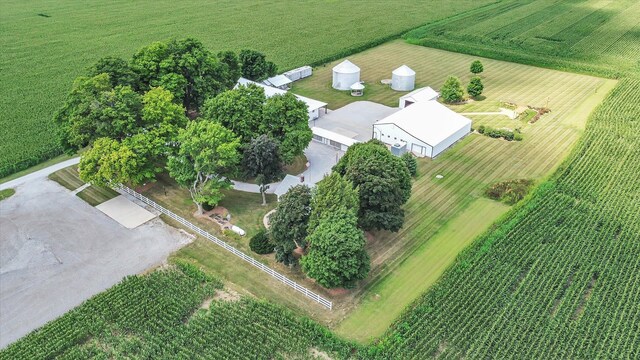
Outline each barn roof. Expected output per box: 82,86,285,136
400,86,439,102
374,100,471,146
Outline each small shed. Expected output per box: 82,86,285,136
264,74,293,90
398,87,439,108
391,65,416,91
350,82,364,96
332,60,360,90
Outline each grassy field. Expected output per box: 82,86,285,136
373,77,640,359
0,188,16,201
403,0,640,78
0,0,496,178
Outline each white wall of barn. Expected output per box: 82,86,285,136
373,123,433,157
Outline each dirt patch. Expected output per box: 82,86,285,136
309,348,333,360
212,288,241,302
326,287,350,297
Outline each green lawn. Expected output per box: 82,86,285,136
337,198,509,343
0,0,495,178
47,166,84,191
48,166,118,206
0,188,16,201
76,185,119,206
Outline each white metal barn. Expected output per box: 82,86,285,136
391,65,416,91
398,87,439,108
373,100,472,158
236,78,327,121
332,60,360,90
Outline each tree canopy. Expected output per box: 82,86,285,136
238,49,277,81
301,208,370,288
334,140,412,232
167,121,240,214
263,93,312,163
470,60,484,74
440,76,464,103
270,185,312,266
467,76,484,98
243,135,282,182
308,172,359,232
87,56,139,89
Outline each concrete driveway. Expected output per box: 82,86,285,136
302,141,343,185
0,178,190,348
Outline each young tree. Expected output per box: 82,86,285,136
401,152,418,177
167,121,240,214
131,38,230,111
201,84,267,143
243,135,282,205
238,49,277,81
263,93,312,163
440,76,464,103
334,140,412,232
88,56,139,89
308,172,359,232
467,76,484,98
301,208,370,288
270,185,312,266
249,229,274,254
470,60,484,75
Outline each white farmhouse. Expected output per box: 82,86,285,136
373,100,472,158
236,78,327,121
398,87,439,108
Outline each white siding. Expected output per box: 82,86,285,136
432,122,472,157
373,123,432,157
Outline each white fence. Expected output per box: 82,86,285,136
116,185,333,310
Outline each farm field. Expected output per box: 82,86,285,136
372,78,640,359
0,0,495,178
403,0,640,78
0,266,358,359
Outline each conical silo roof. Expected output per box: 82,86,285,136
333,60,360,74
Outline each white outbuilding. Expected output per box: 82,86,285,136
373,100,472,158
398,87,439,108
332,60,360,90
350,82,364,96
391,65,416,91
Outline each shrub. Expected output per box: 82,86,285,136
250,229,275,254
485,179,534,205
401,152,418,177
467,76,484,98
477,125,486,134
470,60,484,74
478,125,521,141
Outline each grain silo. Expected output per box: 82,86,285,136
332,60,360,90
391,65,416,91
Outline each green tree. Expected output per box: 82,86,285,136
263,93,312,163
141,87,188,141
440,76,464,103
239,49,278,81
167,121,240,214
78,137,154,187
131,38,229,111
270,185,312,266
308,172,359,232
467,76,484,98
470,60,484,74
334,140,412,232
88,56,139,89
249,229,274,254
301,208,370,288
218,51,242,88
401,152,418,177
201,84,267,143
243,135,282,205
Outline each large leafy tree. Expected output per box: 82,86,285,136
141,87,188,143
263,93,312,163
201,84,267,143
440,75,464,103
167,121,240,214
467,76,484,98
308,172,359,232
238,49,277,81
131,38,230,111
270,185,312,266
87,56,139,89
301,208,370,288
54,74,144,152
243,135,282,205
217,51,242,88
334,140,412,232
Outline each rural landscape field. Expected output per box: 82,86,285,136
1,0,639,359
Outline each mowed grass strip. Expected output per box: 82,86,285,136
0,0,495,177
47,166,84,191
76,185,119,207
337,198,509,343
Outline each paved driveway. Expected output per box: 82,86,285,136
302,141,343,185
0,178,190,348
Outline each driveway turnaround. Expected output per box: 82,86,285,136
0,178,190,348
96,195,157,229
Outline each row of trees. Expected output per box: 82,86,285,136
56,38,309,213
268,140,413,288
